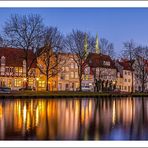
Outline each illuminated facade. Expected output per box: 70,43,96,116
36,52,58,91
37,53,79,91
115,60,135,92
0,47,146,92
82,53,117,91
0,47,36,90
57,54,79,91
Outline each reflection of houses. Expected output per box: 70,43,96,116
0,98,148,140
82,53,117,92
115,59,135,92
0,47,36,90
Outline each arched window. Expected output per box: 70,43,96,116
1,56,5,65
23,60,26,65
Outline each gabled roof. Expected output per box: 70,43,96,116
117,59,134,71
0,47,36,68
85,53,116,69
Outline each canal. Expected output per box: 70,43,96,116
0,97,147,140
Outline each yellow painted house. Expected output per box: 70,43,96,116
37,52,79,91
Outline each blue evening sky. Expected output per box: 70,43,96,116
0,8,148,56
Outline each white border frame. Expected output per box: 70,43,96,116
0,1,148,7
0,1,148,147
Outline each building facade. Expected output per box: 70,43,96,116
0,47,37,90
0,47,147,92
82,53,117,92
57,54,79,91
115,60,135,92
37,53,80,91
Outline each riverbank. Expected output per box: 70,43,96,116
0,91,148,99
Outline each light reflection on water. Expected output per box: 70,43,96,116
0,97,148,140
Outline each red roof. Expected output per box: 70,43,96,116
118,59,134,71
86,53,116,69
0,47,36,68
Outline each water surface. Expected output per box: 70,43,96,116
0,97,148,140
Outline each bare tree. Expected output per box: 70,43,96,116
0,35,7,47
3,14,44,88
65,30,90,91
122,40,136,93
38,27,65,91
0,36,3,47
122,40,136,59
134,46,148,92
100,38,115,59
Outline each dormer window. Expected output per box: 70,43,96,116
1,56,5,65
23,60,26,65
103,61,110,66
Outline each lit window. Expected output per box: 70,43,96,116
65,74,69,80
71,72,74,78
7,79,12,87
53,81,56,88
29,79,34,86
103,61,110,66
19,67,23,74
75,83,79,89
85,75,89,80
71,63,74,69
38,81,45,88
65,67,69,71
75,64,78,69
15,67,19,73
14,79,22,87
62,67,64,71
75,72,78,78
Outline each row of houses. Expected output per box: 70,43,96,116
0,47,147,92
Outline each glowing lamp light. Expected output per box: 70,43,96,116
23,78,27,81
89,83,92,86
113,80,116,85
36,77,39,81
